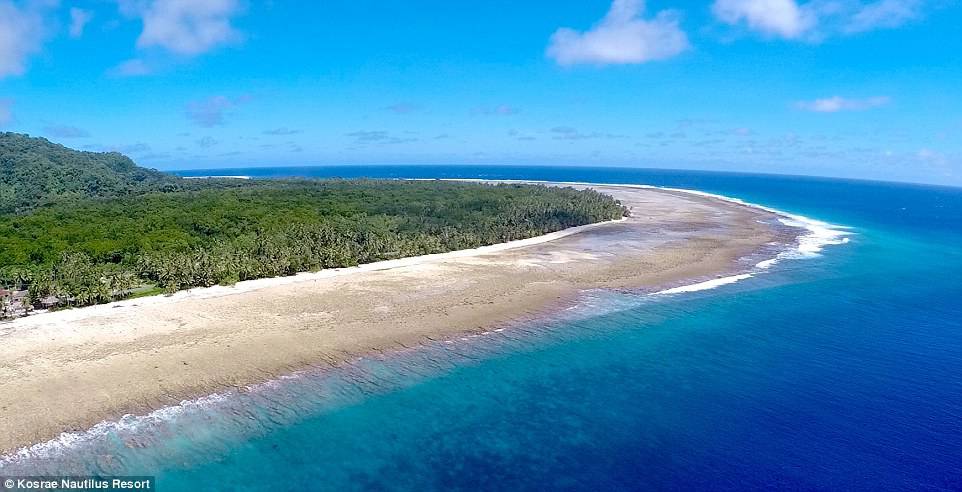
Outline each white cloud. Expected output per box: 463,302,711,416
69,7,94,38
795,96,891,112
196,136,218,148
844,0,921,33
474,104,520,116
263,127,302,136
547,0,689,66
712,0,924,39
383,103,421,114
185,95,249,127
84,142,151,154
712,0,814,38
0,1,46,78
118,142,151,153
345,130,418,145
43,124,91,138
127,0,242,56
109,58,152,77
550,126,627,140
0,98,12,127
917,148,947,164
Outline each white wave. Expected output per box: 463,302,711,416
0,392,231,467
755,258,779,269
643,186,852,278
653,274,754,295
639,185,852,269
777,216,851,254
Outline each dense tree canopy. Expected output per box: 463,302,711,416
0,133,627,315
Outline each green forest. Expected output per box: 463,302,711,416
0,133,627,316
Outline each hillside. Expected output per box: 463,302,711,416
0,132,178,214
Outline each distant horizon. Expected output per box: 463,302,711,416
10,128,959,188
166,161,962,190
2,1,959,186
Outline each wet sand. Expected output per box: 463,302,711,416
0,184,796,454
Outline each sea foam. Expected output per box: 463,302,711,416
646,185,851,293
652,186,853,273
653,274,755,295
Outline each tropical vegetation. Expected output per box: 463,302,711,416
0,133,627,316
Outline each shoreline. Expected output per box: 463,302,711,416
1,214,628,330
0,184,815,456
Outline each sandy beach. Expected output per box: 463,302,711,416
0,184,797,454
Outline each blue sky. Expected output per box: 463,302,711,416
1,0,960,185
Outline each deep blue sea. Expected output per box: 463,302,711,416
5,166,962,491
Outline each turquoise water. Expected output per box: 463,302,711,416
5,168,962,490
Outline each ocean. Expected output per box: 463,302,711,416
4,166,961,491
